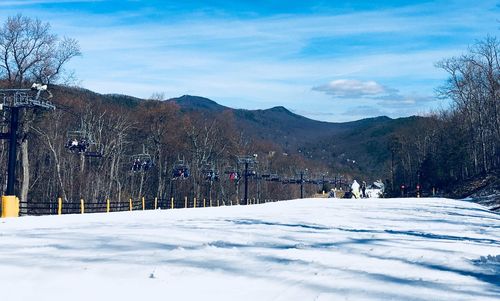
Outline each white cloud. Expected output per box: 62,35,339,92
374,93,437,108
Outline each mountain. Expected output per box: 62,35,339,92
166,95,360,147
165,95,423,178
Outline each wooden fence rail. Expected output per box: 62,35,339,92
17,197,282,216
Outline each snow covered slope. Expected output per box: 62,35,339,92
0,198,499,301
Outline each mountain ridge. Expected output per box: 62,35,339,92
50,87,423,179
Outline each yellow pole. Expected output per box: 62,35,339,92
106,199,110,213
171,197,174,209
142,197,145,211
194,197,197,208
184,196,187,208
203,198,206,208
80,198,84,214
58,197,62,215
154,197,158,210
1,196,19,218
129,198,133,211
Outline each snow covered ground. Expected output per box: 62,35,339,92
0,198,499,301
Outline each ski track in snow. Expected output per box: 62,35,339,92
0,197,499,301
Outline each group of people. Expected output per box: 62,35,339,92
172,166,190,179
350,180,368,199
66,138,89,154
131,158,152,172
327,180,369,199
205,170,219,182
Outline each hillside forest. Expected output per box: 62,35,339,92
0,15,499,210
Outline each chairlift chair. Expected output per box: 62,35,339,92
172,159,190,179
268,173,280,182
131,153,153,172
246,169,257,177
202,163,219,181
65,130,91,154
83,142,103,158
224,167,239,182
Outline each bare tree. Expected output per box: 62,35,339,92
0,14,81,205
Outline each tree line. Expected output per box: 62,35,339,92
388,36,500,195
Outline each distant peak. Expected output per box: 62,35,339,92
176,95,216,103
168,95,228,111
267,106,291,113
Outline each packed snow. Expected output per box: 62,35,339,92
0,197,499,300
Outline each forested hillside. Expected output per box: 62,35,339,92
1,83,415,206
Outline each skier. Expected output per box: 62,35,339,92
351,180,361,199
361,181,367,198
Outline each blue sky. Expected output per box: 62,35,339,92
0,0,498,122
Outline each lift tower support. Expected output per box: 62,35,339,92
237,155,258,205
0,85,55,217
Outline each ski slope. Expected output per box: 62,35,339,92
0,198,499,301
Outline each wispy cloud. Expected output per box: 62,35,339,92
312,79,397,98
374,93,436,108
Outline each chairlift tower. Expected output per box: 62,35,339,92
0,85,55,217
298,169,308,199
237,155,258,205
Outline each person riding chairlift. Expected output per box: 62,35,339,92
67,138,79,152
78,138,88,153
229,172,238,181
132,158,141,172
142,159,151,171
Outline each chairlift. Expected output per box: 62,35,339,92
65,130,103,158
224,167,239,182
267,173,280,182
131,153,153,172
84,142,103,158
246,169,257,177
172,159,190,179
202,163,219,181
65,130,89,154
